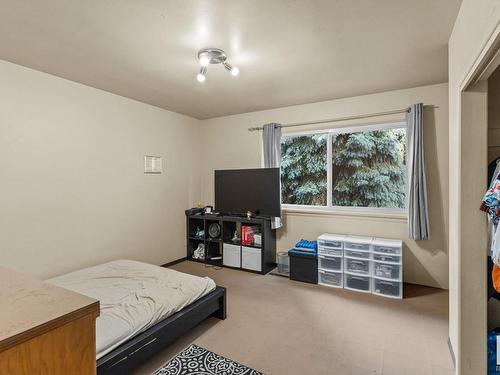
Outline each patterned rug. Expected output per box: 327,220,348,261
153,344,264,375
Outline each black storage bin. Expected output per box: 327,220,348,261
288,249,318,284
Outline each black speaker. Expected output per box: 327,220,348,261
208,223,221,238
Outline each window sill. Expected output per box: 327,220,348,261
281,205,407,221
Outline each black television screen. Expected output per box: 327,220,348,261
215,168,281,217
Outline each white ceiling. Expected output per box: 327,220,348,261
0,1,461,119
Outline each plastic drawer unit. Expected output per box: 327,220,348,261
344,235,372,251
373,253,401,263
318,269,343,288
318,255,342,272
344,273,371,293
373,261,401,280
314,234,403,299
317,234,345,257
372,278,402,298
372,238,402,255
371,238,403,299
343,235,372,259
344,257,371,275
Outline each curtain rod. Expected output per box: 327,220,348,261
247,105,439,132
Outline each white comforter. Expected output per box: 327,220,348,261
47,260,216,359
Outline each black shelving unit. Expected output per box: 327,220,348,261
186,213,276,274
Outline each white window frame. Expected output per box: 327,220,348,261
280,121,407,218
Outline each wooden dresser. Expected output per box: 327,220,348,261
0,267,99,375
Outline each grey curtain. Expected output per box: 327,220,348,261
406,103,430,240
262,123,282,168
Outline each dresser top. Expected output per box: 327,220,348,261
0,267,99,352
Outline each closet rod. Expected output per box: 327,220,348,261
247,105,439,132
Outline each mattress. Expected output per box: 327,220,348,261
47,260,216,359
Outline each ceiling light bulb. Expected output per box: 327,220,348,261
199,55,210,67
196,73,206,82
231,66,240,76
197,66,207,82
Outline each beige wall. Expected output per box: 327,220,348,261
199,83,449,289
448,1,500,374
0,60,200,279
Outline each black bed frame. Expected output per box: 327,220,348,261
97,286,226,375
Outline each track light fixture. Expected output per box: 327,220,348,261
196,48,239,82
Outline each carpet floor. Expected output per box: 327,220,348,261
130,261,453,375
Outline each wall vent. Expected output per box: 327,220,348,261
144,156,162,174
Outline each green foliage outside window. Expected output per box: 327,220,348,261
280,128,406,208
281,134,327,205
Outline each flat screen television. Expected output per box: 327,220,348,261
215,168,281,217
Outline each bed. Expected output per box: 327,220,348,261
47,260,226,375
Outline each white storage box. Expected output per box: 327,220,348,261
223,243,241,268
319,270,343,288
254,234,262,246
242,246,262,272
373,261,401,280
344,273,371,293
372,238,402,255
344,257,371,275
372,278,402,299
318,255,342,272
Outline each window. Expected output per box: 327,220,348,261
280,123,407,211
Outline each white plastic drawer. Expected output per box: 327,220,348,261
242,246,262,272
318,239,343,249
344,257,371,275
373,261,401,280
373,253,401,264
344,274,371,293
372,278,402,299
318,246,343,257
344,249,371,259
318,270,343,288
344,241,371,252
372,244,402,255
318,255,342,272
223,243,241,268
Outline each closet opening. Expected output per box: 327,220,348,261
487,65,500,373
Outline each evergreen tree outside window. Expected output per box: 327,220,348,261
281,134,327,205
280,122,407,211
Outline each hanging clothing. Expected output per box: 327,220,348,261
491,223,500,265
480,167,500,222
485,160,500,260
489,159,500,185
489,257,500,300
493,264,500,293
483,172,500,265
483,158,500,300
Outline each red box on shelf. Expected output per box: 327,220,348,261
241,226,259,246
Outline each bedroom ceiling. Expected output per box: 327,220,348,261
0,0,461,119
